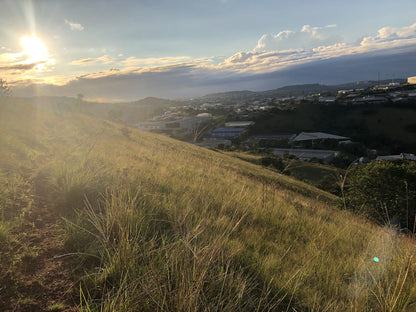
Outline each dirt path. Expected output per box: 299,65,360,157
1,203,77,311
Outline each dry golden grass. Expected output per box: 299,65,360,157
0,101,415,311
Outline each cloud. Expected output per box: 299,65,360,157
0,44,55,80
361,22,416,47
71,55,116,65
0,61,46,71
255,24,342,52
65,19,84,31
120,56,193,67
219,22,416,75
377,23,416,40
10,22,416,100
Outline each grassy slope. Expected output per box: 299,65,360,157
227,152,342,194
0,101,416,311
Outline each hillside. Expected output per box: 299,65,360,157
0,100,415,311
200,80,406,102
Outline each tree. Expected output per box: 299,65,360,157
76,93,84,111
345,160,416,230
0,79,11,98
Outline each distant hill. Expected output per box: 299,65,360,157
132,96,186,107
201,79,407,101
12,95,189,124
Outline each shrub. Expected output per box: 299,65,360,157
345,160,416,230
259,156,285,172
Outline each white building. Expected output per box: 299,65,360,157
291,132,350,142
408,76,416,84
224,121,254,128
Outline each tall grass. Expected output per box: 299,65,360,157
1,102,416,311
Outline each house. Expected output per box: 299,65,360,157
291,132,350,143
272,148,336,163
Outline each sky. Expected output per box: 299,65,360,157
1,0,416,101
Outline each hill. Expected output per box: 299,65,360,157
11,96,188,125
200,79,406,102
0,100,415,311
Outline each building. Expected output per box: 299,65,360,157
408,76,416,84
351,96,387,105
211,128,245,138
251,134,297,141
272,148,336,163
246,134,297,148
177,115,213,134
224,121,254,128
291,132,350,143
318,97,336,104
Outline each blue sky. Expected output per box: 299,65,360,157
1,0,416,101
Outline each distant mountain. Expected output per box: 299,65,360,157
200,79,406,101
132,96,187,107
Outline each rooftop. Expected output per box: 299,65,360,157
225,121,254,128
292,132,350,142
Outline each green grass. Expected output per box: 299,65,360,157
0,100,416,311
228,152,343,195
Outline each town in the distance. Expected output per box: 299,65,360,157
126,76,416,167
13,75,416,172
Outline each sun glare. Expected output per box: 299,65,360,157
20,36,48,63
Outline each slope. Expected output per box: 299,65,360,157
0,100,415,311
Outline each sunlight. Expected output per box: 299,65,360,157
20,36,48,63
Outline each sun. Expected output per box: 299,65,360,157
20,36,48,63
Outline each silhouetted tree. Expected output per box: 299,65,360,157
0,79,11,98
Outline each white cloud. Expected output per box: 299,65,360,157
120,56,193,67
65,19,84,31
0,40,55,81
255,24,342,52
10,22,416,100
361,22,416,47
219,22,416,74
71,55,115,65
377,23,416,40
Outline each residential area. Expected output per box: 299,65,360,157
130,76,416,168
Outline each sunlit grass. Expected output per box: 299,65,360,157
0,101,415,311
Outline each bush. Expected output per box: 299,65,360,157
345,160,416,230
259,156,285,172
